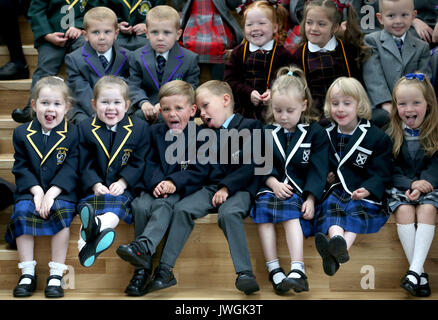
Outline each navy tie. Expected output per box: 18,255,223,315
395,38,403,53
156,55,166,83
404,127,419,137
99,55,109,70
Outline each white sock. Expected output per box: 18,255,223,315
99,213,119,231
48,261,67,286
78,229,86,251
397,223,416,264
18,260,37,285
408,223,435,284
288,261,305,278
266,259,285,284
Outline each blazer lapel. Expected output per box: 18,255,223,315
140,42,161,90
381,30,402,63
401,31,416,65
82,43,106,78
162,44,184,85
107,115,133,169
41,120,69,166
325,123,340,162
271,125,286,161
91,117,112,160
26,120,44,160
109,44,129,76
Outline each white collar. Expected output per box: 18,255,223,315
156,51,169,61
41,129,51,136
106,124,117,132
97,47,113,63
308,35,337,53
249,39,275,52
393,33,406,43
337,121,359,135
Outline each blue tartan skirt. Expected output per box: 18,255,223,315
250,192,314,237
5,199,76,245
78,194,132,224
316,188,389,234
386,187,438,213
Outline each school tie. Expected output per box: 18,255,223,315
404,127,420,137
43,134,49,153
156,55,166,83
395,38,403,53
108,129,116,153
285,132,294,149
99,54,109,70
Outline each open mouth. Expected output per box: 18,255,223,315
45,114,55,123
105,112,117,120
169,120,181,129
405,115,417,127
203,116,215,128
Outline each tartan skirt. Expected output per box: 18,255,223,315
250,192,314,237
316,188,389,234
386,187,438,213
5,199,76,245
78,194,132,224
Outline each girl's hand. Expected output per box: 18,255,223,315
65,27,82,39
406,188,421,201
119,21,132,34
44,32,67,47
351,187,370,200
39,186,62,219
92,182,110,196
266,176,293,200
411,180,433,194
250,90,262,106
327,172,336,184
212,187,229,207
413,18,433,43
132,23,146,35
30,185,45,214
109,178,128,196
302,194,315,220
260,89,271,106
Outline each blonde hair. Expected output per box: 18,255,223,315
379,0,414,12
195,80,235,108
324,77,372,121
93,76,130,102
265,65,318,124
388,73,438,157
84,6,118,30
159,80,195,105
146,5,181,30
31,76,73,108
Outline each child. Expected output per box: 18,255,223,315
65,7,131,124
146,80,263,295
314,77,393,276
224,0,293,121
251,66,329,294
11,0,96,123
291,0,369,123
77,76,149,268
172,0,244,81
5,76,79,298
104,0,165,51
128,5,200,123
116,80,209,296
362,0,431,129
386,73,438,297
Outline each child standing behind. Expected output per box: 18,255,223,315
251,66,329,294
224,0,293,121
77,76,149,268
6,76,79,298
315,77,393,277
387,73,438,297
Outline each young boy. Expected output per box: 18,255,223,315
65,7,131,124
11,0,96,123
362,0,432,128
128,5,200,124
146,80,263,295
116,80,209,296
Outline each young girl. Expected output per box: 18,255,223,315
5,76,78,298
291,0,370,123
77,76,149,268
224,0,293,121
315,77,392,276
386,73,438,297
251,66,328,294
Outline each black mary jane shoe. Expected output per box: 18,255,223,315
400,270,421,296
13,274,37,297
45,275,64,298
417,273,431,297
328,235,350,264
269,267,290,294
125,268,152,296
315,233,340,276
79,203,101,242
284,269,309,293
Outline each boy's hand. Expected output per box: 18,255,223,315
153,180,176,198
381,102,392,115
39,186,62,219
302,194,315,220
119,21,132,34
411,180,433,194
351,187,370,200
406,188,421,201
132,23,146,35
30,185,45,214
327,172,336,184
44,32,67,47
141,101,160,121
212,187,229,207
92,182,110,196
109,178,128,196
65,27,82,39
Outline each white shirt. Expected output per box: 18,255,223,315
308,35,337,53
249,39,275,52
97,48,113,64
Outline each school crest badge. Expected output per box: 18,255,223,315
138,1,152,16
180,160,191,171
302,149,310,163
79,0,87,12
355,152,368,167
121,149,132,166
56,147,68,165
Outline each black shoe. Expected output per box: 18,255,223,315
400,270,420,296
284,269,309,293
0,62,29,80
315,232,339,276
268,267,290,294
13,274,37,297
44,275,64,298
235,271,260,295
79,228,115,268
79,203,100,243
125,268,152,296
116,240,151,269
328,235,350,264
12,106,33,123
417,273,431,297
147,264,177,293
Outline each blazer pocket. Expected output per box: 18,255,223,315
298,143,311,164
352,146,373,168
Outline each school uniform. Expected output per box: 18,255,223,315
224,40,293,120
128,40,200,120
65,42,131,123
251,122,329,237
77,114,150,224
159,113,263,274
316,119,393,235
5,119,79,245
387,129,438,212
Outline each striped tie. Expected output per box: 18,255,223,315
99,55,109,70
395,38,403,53
156,55,166,83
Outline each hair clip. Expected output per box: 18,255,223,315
236,0,254,15
332,0,350,19
287,71,295,77
405,73,425,81
267,0,281,9
51,76,65,82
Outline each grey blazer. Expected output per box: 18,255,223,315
362,29,431,108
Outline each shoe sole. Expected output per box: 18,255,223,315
328,236,350,264
315,233,339,276
116,246,150,268
283,277,309,293
79,229,115,267
236,279,260,295
13,290,35,297
147,278,177,293
79,205,90,241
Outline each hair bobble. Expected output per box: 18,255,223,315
287,71,295,77
405,73,425,81
236,0,281,15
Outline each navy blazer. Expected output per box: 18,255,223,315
12,119,79,203
258,122,329,202
78,114,150,198
143,121,209,197
325,119,393,203
65,42,130,117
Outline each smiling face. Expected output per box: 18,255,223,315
84,19,119,54
146,19,182,54
92,85,130,127
244,7,278,47
329,85,359,133
272,91,307,132
395,83,427,129
160,94,196,133
377,0,416,38
31,87,69,132
304,7,338,48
